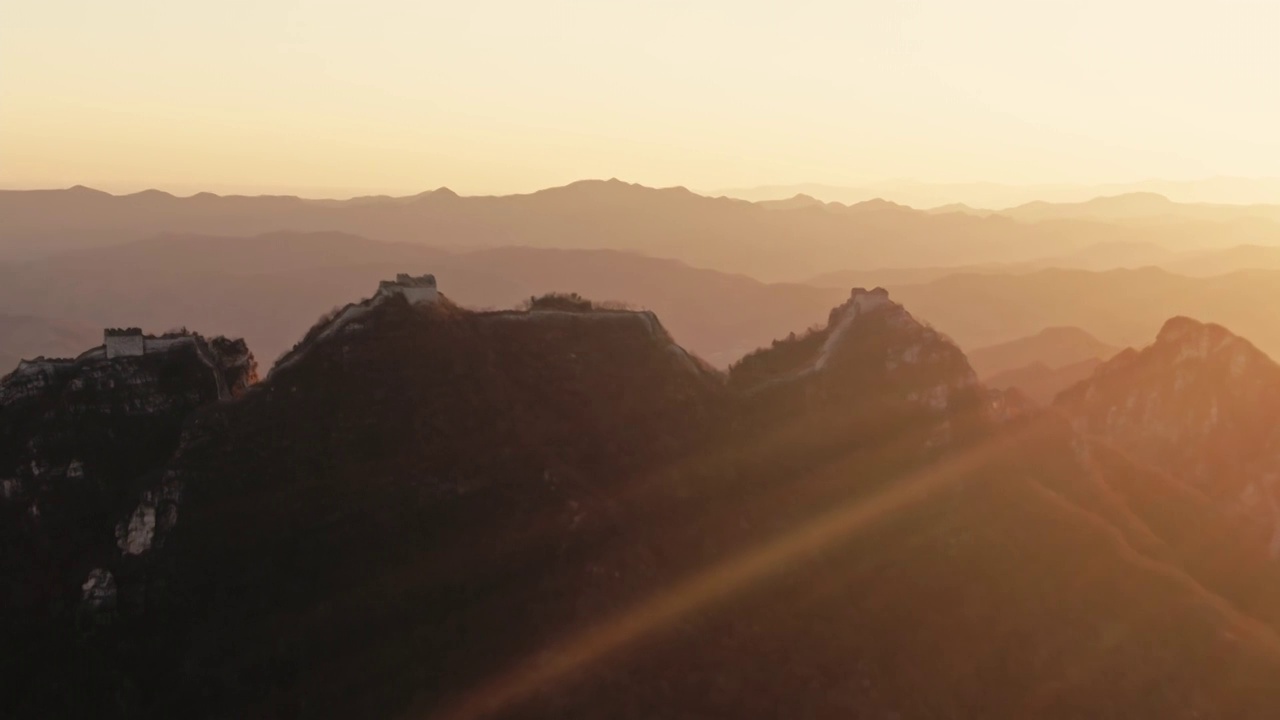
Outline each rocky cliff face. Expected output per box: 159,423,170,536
1056,316,1280,554
0,332,256,714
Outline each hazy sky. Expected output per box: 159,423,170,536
3,0,1279,196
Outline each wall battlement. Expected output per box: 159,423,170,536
105,329,145,358
376,273,439,305
104,329,198,359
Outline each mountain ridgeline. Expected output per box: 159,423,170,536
8,182,1280,281
1057,317,1280,554
7,276,1280,718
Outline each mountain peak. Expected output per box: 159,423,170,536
816,286,906,363
754,193,827,210
848,197,911,212
540,178,645,198
1056,317,1280,532
404,187,459,202
1104,191,1172,203
124,188,175,200
270,273,443,376
1150,316,1257,366
66,184,109,197
845,284,891,303
1156,315,1216,344
731,286,981,433
969,326,1120,383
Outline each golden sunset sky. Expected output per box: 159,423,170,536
3,0,1278,196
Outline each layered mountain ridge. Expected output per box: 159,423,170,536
7,181,1279,281
8,277,1280,717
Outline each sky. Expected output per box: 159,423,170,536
3,0,1279,197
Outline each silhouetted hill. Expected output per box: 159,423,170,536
968,327,1119,379
11,283,1280,717
118,287,731,717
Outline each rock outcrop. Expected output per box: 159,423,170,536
0,329,257,707
1056,316,1280,553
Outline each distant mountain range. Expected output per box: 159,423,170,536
807,242,1280,289
716,177,1280,208
968,327,1120,379
6,181,1280,281
887,268,1280,359
998,192,1280,225
962,327,1119,405
984,359,1104,405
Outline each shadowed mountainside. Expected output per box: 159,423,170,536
10,284,1280,717
1,330,258,714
